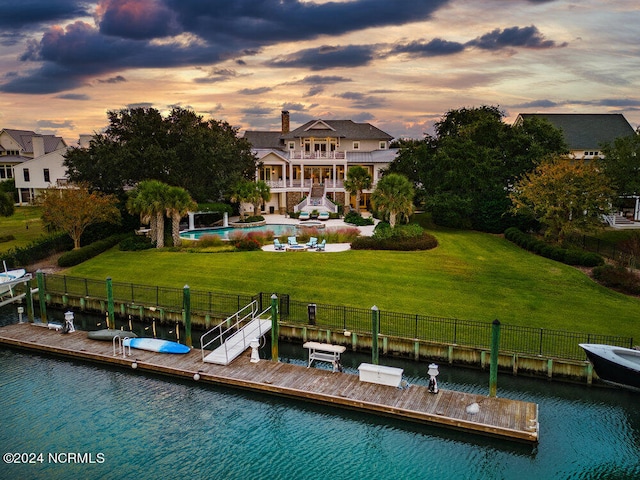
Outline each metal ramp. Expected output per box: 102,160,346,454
201,301,272,366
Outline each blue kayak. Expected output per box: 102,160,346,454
123,337,190,354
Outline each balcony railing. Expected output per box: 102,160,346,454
289,151,346,160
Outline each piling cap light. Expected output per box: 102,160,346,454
428,363,439,377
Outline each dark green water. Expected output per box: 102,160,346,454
1,306,639,479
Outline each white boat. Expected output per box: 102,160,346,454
580,343,640,391
0,268,26,296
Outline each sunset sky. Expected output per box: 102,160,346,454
1,0,639,144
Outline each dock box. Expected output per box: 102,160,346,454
358,363,403,387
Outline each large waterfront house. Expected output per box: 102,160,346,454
243,111,398,215
515,113,639,225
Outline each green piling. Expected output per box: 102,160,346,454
183,285,192,347
371,305,379,365
489,319,501,397
106,277,115,329
271,294,279,362
36,270,46,323
25,278,34,322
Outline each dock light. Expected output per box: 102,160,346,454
250,338,260,363
17,306,24,323
63,311,75,333
193,371,202,381
343,330,351,337
131,362,138,369
428,363,439,394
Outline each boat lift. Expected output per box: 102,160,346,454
0,273,37,309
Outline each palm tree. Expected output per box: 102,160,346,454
371,173,415,228
165,186,197,247
229,180,254,220
250,180,271,216
344,166,372,213
127,180,169,248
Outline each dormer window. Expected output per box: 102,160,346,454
353,141,360,150
288,142,295,150
379,141,387,149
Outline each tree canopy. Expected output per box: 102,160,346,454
41,185,121,249
371,173,414,228
64,107,257,202
600,132,640,200
510,155,614,243
388,106,567,232
344,165,372,212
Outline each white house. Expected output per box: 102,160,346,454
243,111,397,214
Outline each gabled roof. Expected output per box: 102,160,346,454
516,114,636,150
282,120,393,141
243,131,283,150
0,128,67,154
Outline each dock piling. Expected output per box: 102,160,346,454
106,277,115,329
271,294,279,362
489,319,501,397
36,270,46,323
371,305,379,365
183,285,192,347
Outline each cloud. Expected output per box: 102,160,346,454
37,119,76,129
335,91,385,109
0,0,89,30
96,0,180,40
285,75,353,86
56,93,90,100
238,86,272,95
389,38,465,57
97,75,127,84
466,25,566,50
512,99,561,108
268,45,378,70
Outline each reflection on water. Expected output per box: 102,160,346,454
1,304,639,480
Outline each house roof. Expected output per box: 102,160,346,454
282,120,394,141
243,131,283,149
347,149,399,164
516,114,636,150
0,128,67,154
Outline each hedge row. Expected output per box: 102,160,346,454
504,227,604,267
0,233,73,268
592,264,640,295
351,233,438,251
57,234,129,267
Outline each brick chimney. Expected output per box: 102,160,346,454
281,110,290,134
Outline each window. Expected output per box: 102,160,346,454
353,141,360,150
43,168,50,182
379,141,387,149
23,168,30,182
288,142,295,150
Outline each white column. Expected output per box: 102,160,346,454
188,212,195,230
223,212,229,227
635,197,640,221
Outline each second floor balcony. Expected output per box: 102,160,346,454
289,151,346,160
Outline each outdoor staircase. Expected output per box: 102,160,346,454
607,214,638,229
201,301,272,366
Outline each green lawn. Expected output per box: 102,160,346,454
0,206,45,253
62,228,640,340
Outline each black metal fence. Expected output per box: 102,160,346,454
42,274,634,361
570,234,637,268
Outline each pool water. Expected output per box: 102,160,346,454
180,224,297,241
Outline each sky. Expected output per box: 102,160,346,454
1,0,639,144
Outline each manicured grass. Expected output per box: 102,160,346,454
0,206,45,253
62,228,640,340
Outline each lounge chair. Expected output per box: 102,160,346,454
306,237,318,248
318,211,330,221
274,239,285,250
299,211,310,221
287,236,298,246
316,239,326,251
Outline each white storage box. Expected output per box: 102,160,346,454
358,363,404,387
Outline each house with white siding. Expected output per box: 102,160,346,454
243,111,397,214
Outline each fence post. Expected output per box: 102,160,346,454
25,277,34,322
271,294,279,362
36,270,46,323
371,305,379,365
106,277,115,329
183,285,192,347
489,319,501,397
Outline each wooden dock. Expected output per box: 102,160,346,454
0,323,539,443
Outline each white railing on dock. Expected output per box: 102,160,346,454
200,301,272,365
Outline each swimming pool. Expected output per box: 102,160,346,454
180,224,298,241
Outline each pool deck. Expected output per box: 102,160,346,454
0,323,539,444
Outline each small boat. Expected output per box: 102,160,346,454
0,268,26,295
88,329,138,341
580,343,640,391
123,337,190,354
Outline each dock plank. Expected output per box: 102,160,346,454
0,323,538,443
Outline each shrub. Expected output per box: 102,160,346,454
238,215,264,223
197,235,226,248
352,232,438,251
592,264,640,295
0,234,16,243
0,233,73,268
119,235,154,251
344,211,374,226
57,234,127,267
234,237,262,251
504,228,604,268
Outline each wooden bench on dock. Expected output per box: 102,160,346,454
303,341,346,372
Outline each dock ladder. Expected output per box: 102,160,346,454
200,300,272,365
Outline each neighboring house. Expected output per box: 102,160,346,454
515,113,639,224
243,111,397,214
9,132,91,205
